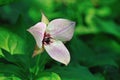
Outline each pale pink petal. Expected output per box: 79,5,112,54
44,40,70,65
46,19,75,41
27,22,46,48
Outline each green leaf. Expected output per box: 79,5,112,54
49,66,97,80
87,54,118,67
0,49,4,57
94,73,105,80
36,72,61,80
0,63,23,79
94,18,120,37
1,49,30,69
68,36,95,64
0,74,21,80
0,27,26,56
85,34,119,67
68,36,118,67
0,0,17,6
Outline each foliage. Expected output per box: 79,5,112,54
0,0,120,80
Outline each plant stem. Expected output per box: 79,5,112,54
34,54,41,76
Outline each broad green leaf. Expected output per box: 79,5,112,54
49,66,97,80
1,49,30,69
68,36,118,67
67,36,95,64
0,27,26,56
36,72,61,80
0,63,23,79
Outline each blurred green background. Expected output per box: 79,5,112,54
0,0,120,80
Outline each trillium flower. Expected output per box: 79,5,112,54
27,13,75,65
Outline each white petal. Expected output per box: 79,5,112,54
44,40,70,65
27,22,46,48
46,19,75,41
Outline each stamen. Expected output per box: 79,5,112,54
43,33,52,45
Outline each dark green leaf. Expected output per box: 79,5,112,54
0,63,23,79
0,0,18,6
49,66,97,80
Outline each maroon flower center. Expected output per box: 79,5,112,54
43,32,52,45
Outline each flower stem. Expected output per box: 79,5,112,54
34,54,41,76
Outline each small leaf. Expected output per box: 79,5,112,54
36,72,61,80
